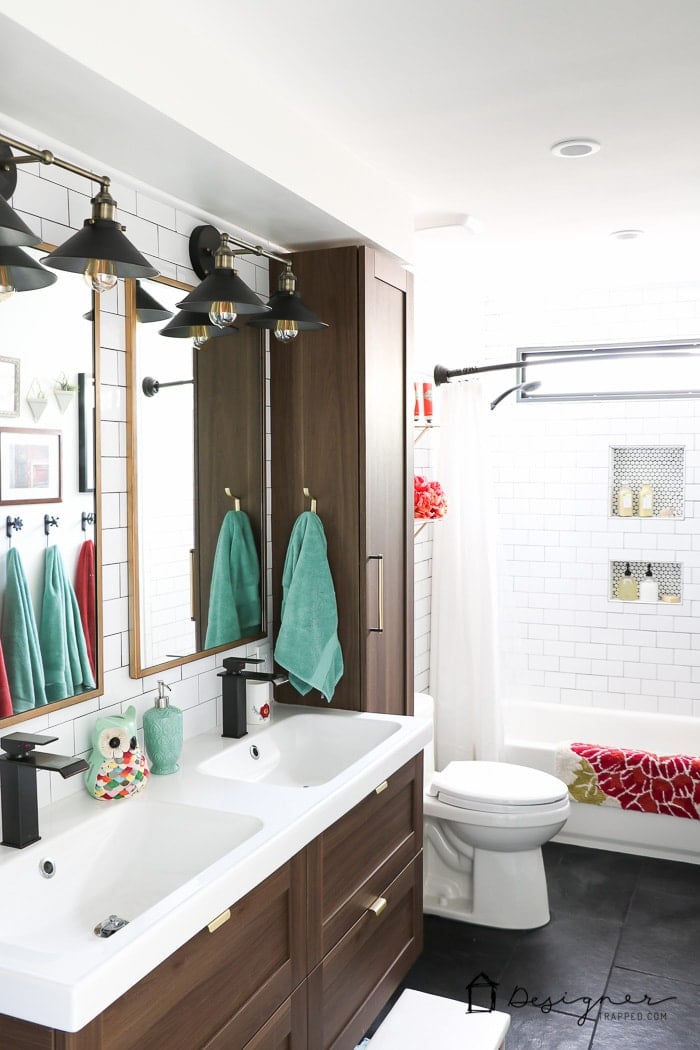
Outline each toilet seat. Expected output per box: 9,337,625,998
429,760,568,815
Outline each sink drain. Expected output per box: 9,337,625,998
94,915,130,938
39,858,56,879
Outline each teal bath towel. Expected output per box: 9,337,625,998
1,547,47,712
274,511,343,701
205,510,262,649
39,546,96,702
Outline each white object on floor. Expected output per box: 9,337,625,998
368,989,509,1049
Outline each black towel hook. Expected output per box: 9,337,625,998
6,516,22,547
81,511,96,532
44,514,59,542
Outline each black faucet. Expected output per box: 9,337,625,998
217,657,289,739
0,733,89,849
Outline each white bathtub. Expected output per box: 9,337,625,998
502,701,700,865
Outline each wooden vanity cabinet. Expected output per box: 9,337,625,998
0,758,422,1050
306,755,423,1050
270,245,414,717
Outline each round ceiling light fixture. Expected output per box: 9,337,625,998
609,229,644,241
550,138,601,158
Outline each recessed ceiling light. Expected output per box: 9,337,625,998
550,138,601,158
609,229,644,241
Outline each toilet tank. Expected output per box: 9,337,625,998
414,692,436,785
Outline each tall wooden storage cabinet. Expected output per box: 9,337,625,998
270,246,413,715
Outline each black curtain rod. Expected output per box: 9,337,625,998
434,346,700,387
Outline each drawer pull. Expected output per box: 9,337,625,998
368,555,384,632
368,897,387,917
375,780,388,795
207,908,231,933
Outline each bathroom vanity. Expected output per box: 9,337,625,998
0,707,428,1050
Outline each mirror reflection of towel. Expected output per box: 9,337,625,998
1,547,47,712
0,643,12,718
75,539,96,678
205,510,261,649
40,546,96,702
274,511,343,702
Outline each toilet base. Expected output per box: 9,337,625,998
424,844,551,930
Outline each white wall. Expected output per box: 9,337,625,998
413,236,700,727
488,279,700,720
0,117,273,810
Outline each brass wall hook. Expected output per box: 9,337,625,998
224,488,241,511
303,487,317,513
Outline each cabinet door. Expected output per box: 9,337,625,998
307,857,423,1050
98,853,306,1050
361,249,413,716
207,986,307,1050
270,247,362,711
307,756,422,968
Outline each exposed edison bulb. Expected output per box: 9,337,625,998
209,300,237,328
0,266,15,303
83,259,118,293
192,328,210,349
274,319,299,343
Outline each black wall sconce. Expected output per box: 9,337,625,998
182,225,328,343
0,131,158,303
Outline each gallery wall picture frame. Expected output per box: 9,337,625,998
78,372,95,493
0,427,62,505
0,356,20,417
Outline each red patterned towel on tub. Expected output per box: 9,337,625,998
554,742,700,820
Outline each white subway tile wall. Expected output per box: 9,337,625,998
7,146,273,806
486,281,700,721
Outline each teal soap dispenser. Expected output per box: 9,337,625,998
143,681,183,775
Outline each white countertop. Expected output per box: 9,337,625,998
0,704,430,1032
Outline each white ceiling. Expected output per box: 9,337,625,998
224,0,700,265
1,0,700,274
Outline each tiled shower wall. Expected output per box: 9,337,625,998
3,116,273,808
414,273,700,722
486,279,700,719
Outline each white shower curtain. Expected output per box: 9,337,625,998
428,378,503,768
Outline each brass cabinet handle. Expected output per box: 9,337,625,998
190,548,196,622
368,554,384,633
368,897,387,917
375,780,388,795
207,908,231,933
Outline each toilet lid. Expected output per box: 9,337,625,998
430,761,568,810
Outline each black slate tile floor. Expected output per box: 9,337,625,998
365,843,700,1048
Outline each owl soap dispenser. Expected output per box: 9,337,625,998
143,681,183,775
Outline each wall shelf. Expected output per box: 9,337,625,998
609,559,682,603
609,444,685,519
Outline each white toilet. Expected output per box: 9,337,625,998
416,694,569,930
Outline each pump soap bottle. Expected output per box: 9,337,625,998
143,680,183,775
640,563,659,603
616,563,639,601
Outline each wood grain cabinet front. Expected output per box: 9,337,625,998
306,756,424,1050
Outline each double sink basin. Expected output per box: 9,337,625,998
0,704,429,1032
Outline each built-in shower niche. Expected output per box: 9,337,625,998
609,559,682,604
609,445,685,519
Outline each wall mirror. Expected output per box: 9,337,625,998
0,245,102,725
127,278,266,677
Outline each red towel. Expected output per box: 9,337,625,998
75,539,96,679
0,642,11,718
556,741,700,821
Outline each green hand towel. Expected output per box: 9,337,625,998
274,511,343,702
1,547,47,712
205,510,262,649
39,545,96,702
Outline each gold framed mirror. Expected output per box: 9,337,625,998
126,277,267,677
0,245,102,726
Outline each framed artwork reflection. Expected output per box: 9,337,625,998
0,427,62,504
0,357,20,417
